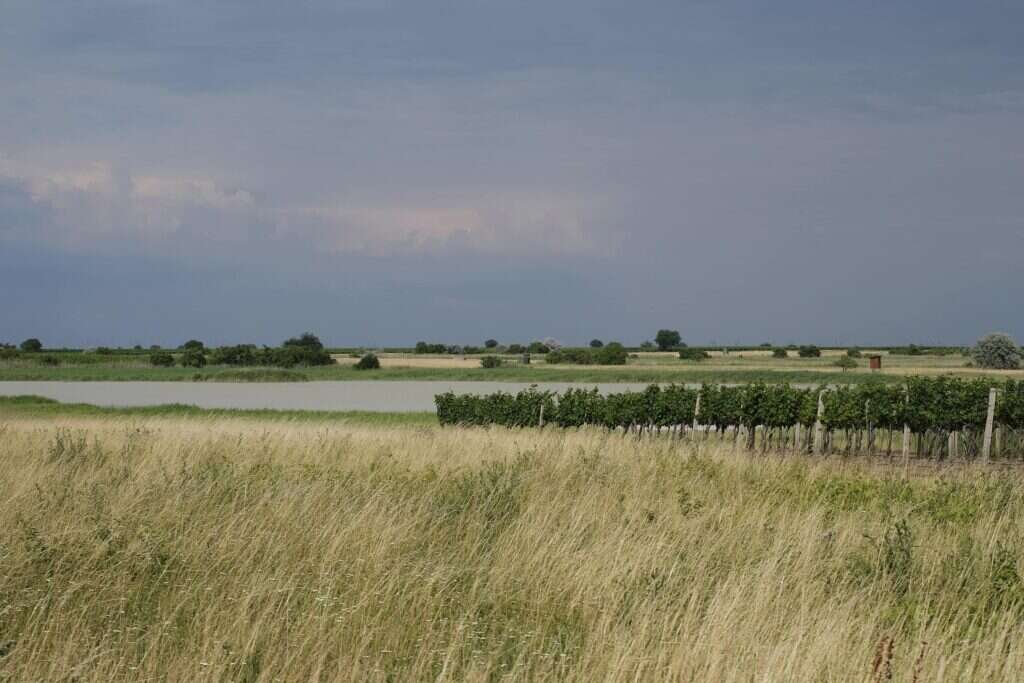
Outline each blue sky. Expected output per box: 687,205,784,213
2,1,1022,347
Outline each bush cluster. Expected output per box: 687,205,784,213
772,348,788,358
798,345,821,358
414,342,448,354
180,349,207,368
208,344,334,368
678,348,710,361
149,352,175,367
480,355,503,368
544,343,628,366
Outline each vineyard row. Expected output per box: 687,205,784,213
435,378,1024,459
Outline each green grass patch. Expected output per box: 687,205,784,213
199,368,309,382
0,363,911,385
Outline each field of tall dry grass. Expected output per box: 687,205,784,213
2,416,1024,681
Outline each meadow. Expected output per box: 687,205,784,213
1,348,1016,385
2,406,1024,680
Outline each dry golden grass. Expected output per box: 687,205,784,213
3,416,1024,681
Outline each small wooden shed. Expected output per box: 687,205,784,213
868,355,882,370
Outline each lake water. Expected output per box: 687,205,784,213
0,381,655,412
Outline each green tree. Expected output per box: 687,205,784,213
182,339,205,351
655,330,682,351
283,332,324,351
595,342,628,365
20,338,42,353
833,356,857,372
589,339,604,348
484,339,499,349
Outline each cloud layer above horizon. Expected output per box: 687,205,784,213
2,0,1023,347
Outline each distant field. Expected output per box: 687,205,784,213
2,348,1019,383
2,413,1024,679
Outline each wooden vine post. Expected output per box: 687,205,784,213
538,403,545,429
692,391,701,439
902,384,911,479
813,391,825,455
982,387,998,461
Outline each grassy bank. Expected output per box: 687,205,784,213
1,417,1024,679
0,395,434,426
0,362,915,385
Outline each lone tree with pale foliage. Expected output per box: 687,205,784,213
972,333,1021,370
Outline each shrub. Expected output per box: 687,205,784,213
678,348,710,361
507,344,525,354
595,342,628,365
589,339,604,348
20,338,42,353
972,333,1021,370
150,352,175,367
546,348,594,365
772,348,788,358
640,341,655,350
847,348,862,358
182,339,205,351
655,329,682,351
283,332,324,351
263,346,334,368
480,355,503,368
798,345,821,358
180,349,207,368
94,347,114,355
415,342,447,354
833,356,857,371
462,346,482,355
484,339,498,349
355,353,380,370
209,345,257,366
528,341,550,354
0,348,19,360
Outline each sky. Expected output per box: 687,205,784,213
2,0,1022,348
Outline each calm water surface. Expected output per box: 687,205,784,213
0,381,656,412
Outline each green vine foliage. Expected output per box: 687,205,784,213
437,377,1024,439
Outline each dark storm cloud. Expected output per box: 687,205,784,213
1,1,1022,346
